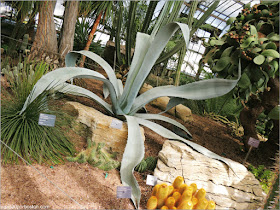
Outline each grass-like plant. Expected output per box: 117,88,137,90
19,21,241,207
1,61,75,164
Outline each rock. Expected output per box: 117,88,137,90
154,140,266,210
64,102,145,161
140,83,193,122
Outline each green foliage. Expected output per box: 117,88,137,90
74,18,104,55
204,1,279,103
204,91,243,121
256,112,274,138
1,60,75,164
135,156,157,173
248,165,274,194
67,140,120,171
263,151,280,209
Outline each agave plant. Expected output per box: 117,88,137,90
20,20,241,207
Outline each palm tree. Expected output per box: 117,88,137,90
79,1,113,67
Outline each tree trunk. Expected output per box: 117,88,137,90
58,0,79,59
240,98,264,151
79,12,103,67
29,1,58,60
258,78,279,159
240,77,279,152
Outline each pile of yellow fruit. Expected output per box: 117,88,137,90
146,176,216,209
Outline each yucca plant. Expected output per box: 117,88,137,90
1,60,75,164
19,11,241,208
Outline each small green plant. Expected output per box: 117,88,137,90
135,156,157,173
263,150,280,209
248,164,274,193
67,139,120,171
1,60,75,164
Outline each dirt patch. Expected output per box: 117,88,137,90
1,68,275,209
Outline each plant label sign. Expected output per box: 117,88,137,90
146,175,157,186
117,186,131,198
110,119,123,130
248,137,260,148
38,113,56,127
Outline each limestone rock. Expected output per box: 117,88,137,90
65,102,145,161
154,140,266,210
140,83,193,122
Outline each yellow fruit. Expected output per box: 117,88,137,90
177,200,193,210
165,197,176,209
152,184,161,196
156,184,169,208
192,197,198,206
194,198,208,209
195,188,206,199
206,200,216,209
147,196,158,209
190,183,197,195
161,206,168,210
171,207,177,209
173,176,184,189
171,191,182,205
178,184,188,194
168,185,174,196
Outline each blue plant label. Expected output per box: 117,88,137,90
110,119,123,130
248,137,260,148
117,186,131,198
38,113,56,127
146,175,157,186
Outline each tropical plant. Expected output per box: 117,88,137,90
1,60,75,164
73,17,104,55
79,0,113,67
19,11,241,207
203,1,279,151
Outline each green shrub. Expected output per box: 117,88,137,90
1,60,75,164
248,164,274,193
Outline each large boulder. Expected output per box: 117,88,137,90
154,140,266,209
140,83,193,122
65,102,145,161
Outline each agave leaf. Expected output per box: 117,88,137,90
135,113,192,138
20,67,122,115
57,83,113,115
132,60,241,114
65,50,121,97
119,33,153,106
122,22,190,114
121,115,145,208
117,79,124,96
131,74,240,114
135,117,237,176
103,83,110,99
